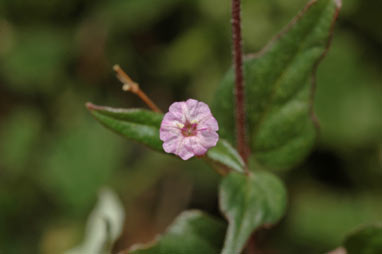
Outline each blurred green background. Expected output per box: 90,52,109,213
0,0,381,253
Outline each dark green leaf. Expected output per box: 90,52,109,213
219,171,287,254
128,210,226,254
212,0,342,170
87,103,245,173
86,103,163,151
344,225,382,254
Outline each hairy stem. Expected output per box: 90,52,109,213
232,0,248,166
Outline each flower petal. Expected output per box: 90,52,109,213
190,101,212,123
198,116,219,132
175,138,194,160
160,125,181,142
168,101,187,123
198,130,219,149
161,112,184,130
160,99,219,160
162,135,183,154
189,136,208,156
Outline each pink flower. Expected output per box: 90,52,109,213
160,99,219,160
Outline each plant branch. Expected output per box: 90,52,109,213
113,64,162,113
232,0,248,166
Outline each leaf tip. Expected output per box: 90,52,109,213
85,102,96,111
85,102,105,112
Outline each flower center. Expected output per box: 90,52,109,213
181,121,198,137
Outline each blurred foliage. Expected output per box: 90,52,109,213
344,224,382,254
0,0,381,253
129,210,226,254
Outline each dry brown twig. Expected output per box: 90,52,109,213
113,64,162,113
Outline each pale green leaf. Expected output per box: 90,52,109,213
219,171,287,254
65,188,125,254
207,139,245,174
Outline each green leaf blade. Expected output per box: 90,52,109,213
219,171,287,254
86,103,163,152
213,0,342,170
129,210,226,254
206,139,246,174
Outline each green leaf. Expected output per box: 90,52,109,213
212,0,342,170
219,171,287,254
344,225,382,254
87,103,245,173
86,103,163,151
65,188,125,254
128,210,226,254
206,139,245,174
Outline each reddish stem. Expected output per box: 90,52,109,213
232,0,248,166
